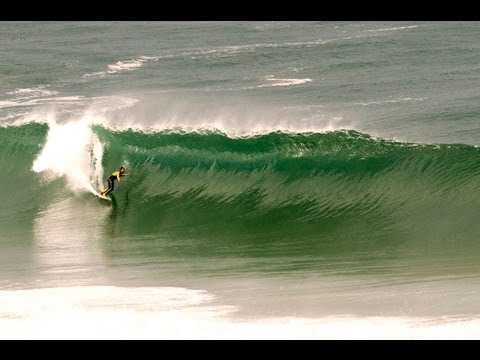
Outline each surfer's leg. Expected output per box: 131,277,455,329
104,179,114,195
101,180,109,195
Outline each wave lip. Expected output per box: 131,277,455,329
31,120,104,195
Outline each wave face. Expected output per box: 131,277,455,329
4,123,480,266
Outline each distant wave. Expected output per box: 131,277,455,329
353,97,427,106
6,86,59,99
79,24,420,79
1,86,64,110
258,76,313,87
184,24,420,56
82,56,160,78
363,25,418,33
180,24,418,59
0,96,85,110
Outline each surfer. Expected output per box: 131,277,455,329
100,166,128,196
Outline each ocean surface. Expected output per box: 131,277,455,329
2,21,480,339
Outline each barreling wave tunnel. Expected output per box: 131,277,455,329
3,122,480,263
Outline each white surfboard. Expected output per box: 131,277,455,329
97,192,112,201
88,183,112,201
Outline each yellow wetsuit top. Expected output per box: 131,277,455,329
108,171,123,182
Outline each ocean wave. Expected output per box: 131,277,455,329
82,56,160,78
0,96,85,110
3,124,480,258
6,86,59,99
353,97,428,106
258,76,313,87
363,25,419,33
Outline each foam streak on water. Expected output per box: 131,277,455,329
1,286,479,340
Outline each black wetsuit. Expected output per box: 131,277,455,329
102,171,124,196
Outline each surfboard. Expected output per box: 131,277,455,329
98,194,112,201
97,191,112,201
88,183,112,201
